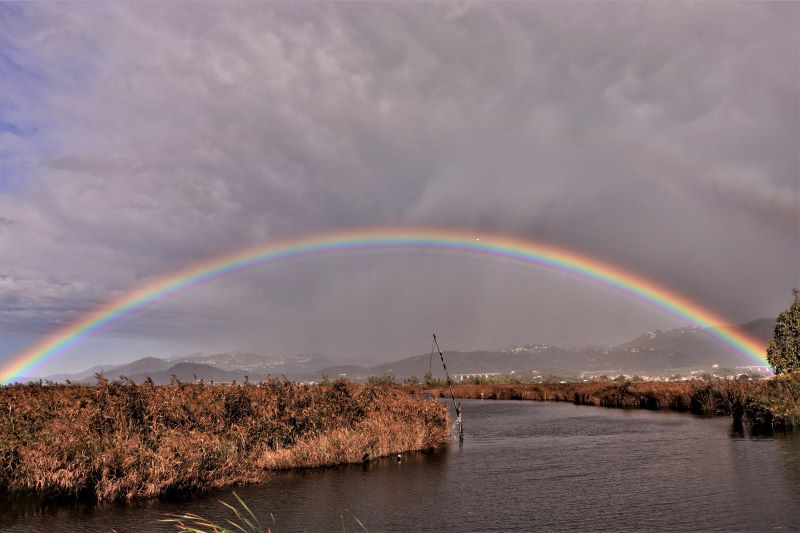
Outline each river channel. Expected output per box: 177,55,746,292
3,400,799,531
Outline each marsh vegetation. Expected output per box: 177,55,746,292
414,374,800,430
0,378,449,503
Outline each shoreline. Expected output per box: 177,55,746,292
407,375,800,431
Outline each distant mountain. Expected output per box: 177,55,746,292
614,318,776,367
40,357,172,384
37,317,776,383
316,319,776,380
41,363,121,383
126,362,250,385
94,357,172,381
732,317,776,339
169,352,349,377
317,346,574,381
33,352,357,384
65,354,335,384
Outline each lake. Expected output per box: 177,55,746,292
3,400,800,531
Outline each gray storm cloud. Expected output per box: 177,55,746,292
0,2,797,372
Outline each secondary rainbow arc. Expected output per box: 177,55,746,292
0,228,767,383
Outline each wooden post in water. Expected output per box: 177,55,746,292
456,401,463,443
433,333,463,443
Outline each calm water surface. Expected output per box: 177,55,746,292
3,400,800,532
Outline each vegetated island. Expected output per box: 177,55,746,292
0,377,450,503
410,373,800,431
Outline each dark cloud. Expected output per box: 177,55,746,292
0,2,797,373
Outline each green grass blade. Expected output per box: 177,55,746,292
343,508,368,532
352,515,368,532
224,519,249,533
219,500,247,524
233,492,261,526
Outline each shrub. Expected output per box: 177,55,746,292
767,289,800,374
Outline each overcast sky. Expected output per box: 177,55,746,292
1,2,798,375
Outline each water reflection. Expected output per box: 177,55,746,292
775,431,800,502
729,418,782,439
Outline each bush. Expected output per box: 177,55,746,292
367,373,396,386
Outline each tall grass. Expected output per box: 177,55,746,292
0,378,450,502
161,491,368,533
162,491,268,533
411,373,800,430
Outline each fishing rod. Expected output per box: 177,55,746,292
432,333,463,442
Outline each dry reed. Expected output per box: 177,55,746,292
411,374,800,430
0,378,450,502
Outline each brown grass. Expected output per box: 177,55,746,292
0,378,450,502
409,374,800,430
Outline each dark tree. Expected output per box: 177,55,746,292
767,289,800,374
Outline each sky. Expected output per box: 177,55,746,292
0,2,798,375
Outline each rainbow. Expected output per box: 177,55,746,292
0,228,767,383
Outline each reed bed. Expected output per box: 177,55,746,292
0,378,450,503
412,374,800,430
